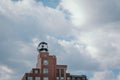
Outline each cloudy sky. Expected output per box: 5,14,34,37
0,0,120,80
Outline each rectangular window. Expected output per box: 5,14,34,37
56,69,59,76
44,77,48,80
77,78,80,80
61,69,64,77
82,77,86,80
43,60,48,65
43,68,48,74
72,77,75,80
34,70,39,74
60,77,64,80
67,77,70,80
35,77,40,80
56,77,59,80
27,77,32,80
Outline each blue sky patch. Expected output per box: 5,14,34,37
36,0,60,8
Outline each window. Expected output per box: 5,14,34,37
56,77,59,80
77,78,80,80
82,77,86,80
61,77,64,80
67,77,70,80
35,70,39,74
43,60,48,65
61,69,64,76
35,77,40,80
43,68,48,74
72,77,75,80
27,77,32,80
56,69,59,76
44,77,48,80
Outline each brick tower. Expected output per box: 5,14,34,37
22,42,87,80
36,42,56,80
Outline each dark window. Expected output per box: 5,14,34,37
56,69,59,76
61,69,64,77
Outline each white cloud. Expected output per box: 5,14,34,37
90,70,116,80
57,39,101,72
58,0,88,26
0,0,72,36
0,65,14,80
117,73,120,80
0,0,72,79
59,0,120,27
57,1,120,79
0,0,120,80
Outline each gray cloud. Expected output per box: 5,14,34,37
59,0,120,27
0,0,120,80
0,0,73,79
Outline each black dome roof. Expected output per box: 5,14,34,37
37,42,48,52
38,42,47,47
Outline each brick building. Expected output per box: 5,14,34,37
22,42,87,80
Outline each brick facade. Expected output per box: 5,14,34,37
22,42,87,80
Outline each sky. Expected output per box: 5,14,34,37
0,0,120,80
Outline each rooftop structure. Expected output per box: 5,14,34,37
22,42,88,80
